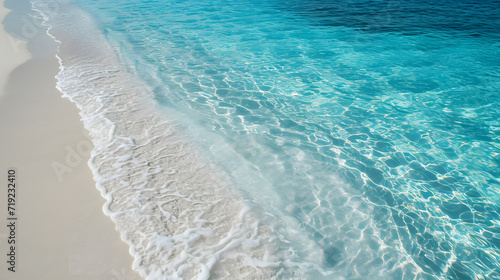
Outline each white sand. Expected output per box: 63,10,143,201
0,1,141,279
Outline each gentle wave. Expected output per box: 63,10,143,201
31,0,500,279
29,0,330,279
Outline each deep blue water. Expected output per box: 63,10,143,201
74,0,500,278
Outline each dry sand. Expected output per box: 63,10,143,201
0,1,141,279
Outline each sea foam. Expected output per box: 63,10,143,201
29,0,320,279
30,0,500,279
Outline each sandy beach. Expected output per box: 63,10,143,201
0,1,141,279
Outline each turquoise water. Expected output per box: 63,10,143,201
41,0,500,278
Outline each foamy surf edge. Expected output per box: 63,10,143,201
27,0,332,279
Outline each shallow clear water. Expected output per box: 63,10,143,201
37,0,500,279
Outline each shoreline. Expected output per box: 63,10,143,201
0,0,141,279
33,0,292,278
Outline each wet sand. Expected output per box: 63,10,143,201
0,1,141,279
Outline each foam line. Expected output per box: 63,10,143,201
30,0,313,278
